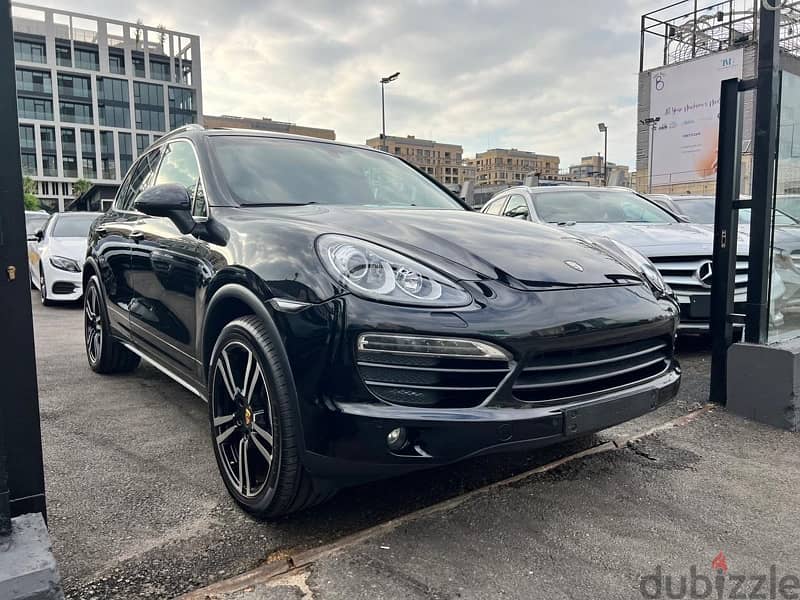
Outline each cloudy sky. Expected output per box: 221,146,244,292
23,0,663,169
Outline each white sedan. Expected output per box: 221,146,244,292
29,212,103,305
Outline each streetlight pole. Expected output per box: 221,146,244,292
640,117,661,193
379,72,400,152
598,123,608,186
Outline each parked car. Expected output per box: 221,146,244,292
645,194,682,215
84,126,681,518
25,210,50,285
667,195,800,315
481,186,751,332
29,211,103,305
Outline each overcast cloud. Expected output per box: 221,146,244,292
24,0,661,169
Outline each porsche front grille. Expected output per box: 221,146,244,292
513,336,672,405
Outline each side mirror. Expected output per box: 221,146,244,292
134,184,195,234
33,229,44,242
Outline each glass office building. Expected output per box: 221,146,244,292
12,3,202,212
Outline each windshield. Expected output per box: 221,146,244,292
52,214,98,238
532,190,676,224
676,198,798,225
209,136,464,209
26,214,49,235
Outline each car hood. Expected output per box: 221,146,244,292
278,207,644,289
562,222,719,256
47,237,88,263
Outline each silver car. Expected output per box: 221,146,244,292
668,195,800,315
481,186,751,332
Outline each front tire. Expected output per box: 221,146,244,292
84,275,140,374
39,268,53,307
208,315,335,518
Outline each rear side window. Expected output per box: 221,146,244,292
115,148,162,211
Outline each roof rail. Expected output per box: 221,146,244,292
167,123,205,135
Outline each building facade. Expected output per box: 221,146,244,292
203,114,335,140
473,148,560,186
569,155,631,187
13,2,202,212
365,135,469,186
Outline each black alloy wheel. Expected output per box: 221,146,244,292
85,283,103,365
208,315,336,518
84,275,140,374
211,338,275,499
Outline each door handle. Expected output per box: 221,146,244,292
130,231,145,242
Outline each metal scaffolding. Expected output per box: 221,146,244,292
641,0,800,71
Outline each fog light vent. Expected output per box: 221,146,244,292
357,333,512,408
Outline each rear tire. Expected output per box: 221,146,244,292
208,315,336,519
84,275,140,374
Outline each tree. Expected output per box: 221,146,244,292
23,176,39,211
72,178,91,199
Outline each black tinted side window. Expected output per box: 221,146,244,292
115,148,162,211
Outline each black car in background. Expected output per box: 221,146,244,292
84,126,681,518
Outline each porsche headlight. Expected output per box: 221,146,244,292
316,235,472,307
596,238,669,295
50,255,81,273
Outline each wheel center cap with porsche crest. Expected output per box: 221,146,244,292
564,260,584,272
695,261,713,288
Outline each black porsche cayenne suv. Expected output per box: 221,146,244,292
84,125,681,518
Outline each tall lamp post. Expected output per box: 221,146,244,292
597,123,608,186
379,72,400,152
640,116,661,193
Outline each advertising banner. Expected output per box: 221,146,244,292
649,49,743,186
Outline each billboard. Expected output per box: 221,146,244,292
649,49,743,186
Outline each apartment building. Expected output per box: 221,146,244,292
569,155,631,187
473,148,560,186
203,114,335,140
12,2,202,212
365,135,469,186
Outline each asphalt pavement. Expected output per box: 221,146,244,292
31,292,713,599
197,408,800,600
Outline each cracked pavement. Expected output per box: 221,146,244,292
194,409,800,599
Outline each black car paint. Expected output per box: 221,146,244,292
85,129,681,486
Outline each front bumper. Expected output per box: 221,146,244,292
303,367,680,484
272,281,682,485
43,262,83,302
